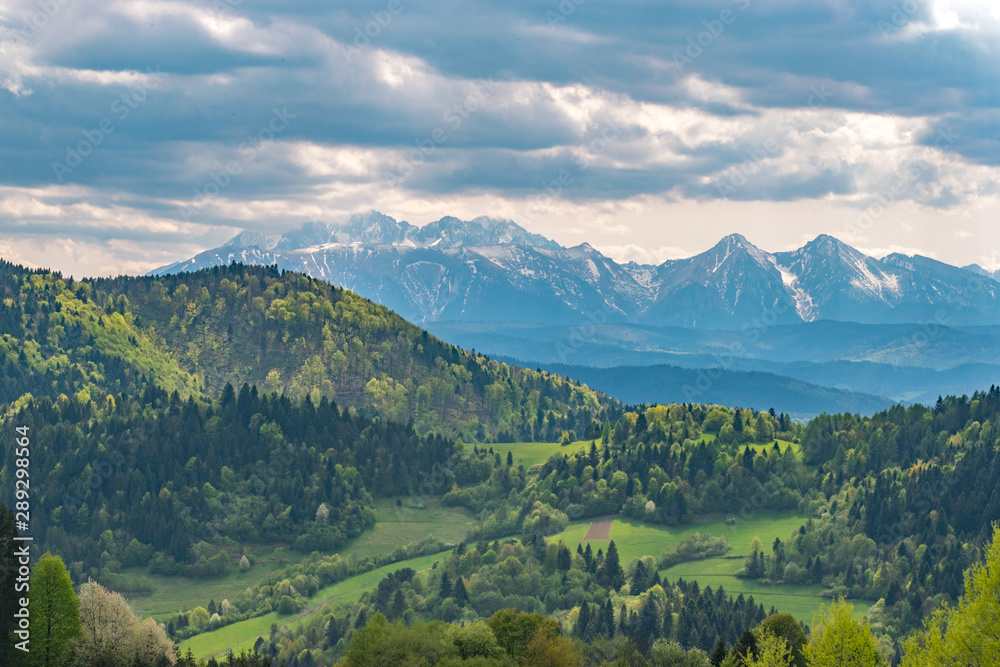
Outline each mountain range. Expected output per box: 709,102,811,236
152,212,1000,415
154,211,1000,329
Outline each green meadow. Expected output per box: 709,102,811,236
491,437,802,472
180,549,455,659
336,497,480,559
130,497,475,623
127,549,305,621
549,511,809,568
489,440,592,468
549,511,864,623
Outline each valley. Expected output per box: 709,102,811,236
2,259,999,666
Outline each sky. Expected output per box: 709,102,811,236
0,0,999,276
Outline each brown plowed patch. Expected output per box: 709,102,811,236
584,520,613,540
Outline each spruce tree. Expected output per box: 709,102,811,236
576,603,590,639
601,540,625,589
439,571,452,598
452,577,469,607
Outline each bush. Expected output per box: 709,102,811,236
277,595,297,615
659,533,731,569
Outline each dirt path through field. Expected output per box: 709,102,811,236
584,520,613,540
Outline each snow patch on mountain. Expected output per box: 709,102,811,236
150,213,1000,327
772,259,817,322
849,258,902,300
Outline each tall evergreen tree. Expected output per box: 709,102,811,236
600,540,625,590
576,603,590,639
452,577,469,607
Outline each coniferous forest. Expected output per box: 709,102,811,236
2,260,1000,666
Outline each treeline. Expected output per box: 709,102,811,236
233,534,775,667
734,388,1000,656
7,502,1000,666
0,259,619,441
254,523,1000,666
0,382,466,582
93,263,619,440
164,536,454,641
443,404,810,538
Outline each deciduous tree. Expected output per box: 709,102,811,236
804,599,885,667
27,553,80,667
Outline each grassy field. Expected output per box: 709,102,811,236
180,548,455,659
741,439,802,459
129,497,476,622
178,509,860,656
663,557,871,623
696,433,801,458
492,437,801,471
335,497,479,559
489,440,592,468
548,512,867,623
549,511,810,567
127,549,305,621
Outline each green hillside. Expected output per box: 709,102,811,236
95,265,618,441
0,260,618,441
6,258,1000,666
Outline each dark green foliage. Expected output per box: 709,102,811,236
0,503,20,665
600,540,625,590
756,613,807,667
0,383,466,578
0,260,617,441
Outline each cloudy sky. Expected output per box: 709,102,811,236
1,0,998,276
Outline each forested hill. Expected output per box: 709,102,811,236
0,260,618,440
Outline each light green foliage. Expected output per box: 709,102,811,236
741,630,792,667
117,266,612,440
521,502,569,539
27,553,80,667
485,608,560,661
902,525,1000,666
756,614,807,667
448,621,506,661
189,607,210,632
651,640,712,666
805,599,885,667
341,610,580,667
